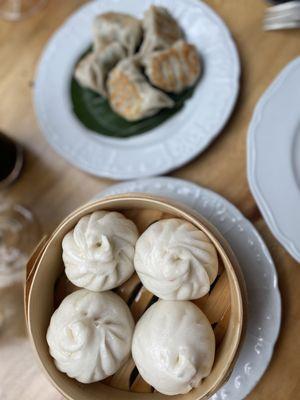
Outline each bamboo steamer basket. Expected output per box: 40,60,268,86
25,194,247,400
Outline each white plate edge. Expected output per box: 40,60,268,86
247,56,300,263
96,176,282,399
33,0,241,180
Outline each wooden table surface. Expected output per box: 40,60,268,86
0,0,300,399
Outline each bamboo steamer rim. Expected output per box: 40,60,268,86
25,194,247,400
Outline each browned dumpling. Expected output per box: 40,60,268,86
107,57,174,121
143,40,201,93
74,42,126,97
140,6,183,54
93,12,142,55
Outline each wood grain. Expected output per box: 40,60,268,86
0,0,300,399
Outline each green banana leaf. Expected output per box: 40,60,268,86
70,50,196,139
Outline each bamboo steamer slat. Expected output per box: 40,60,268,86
25,194,247,400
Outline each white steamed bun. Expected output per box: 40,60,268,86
134,218,218,300
62,211,139,291
47,289,134,383
132,300,215,395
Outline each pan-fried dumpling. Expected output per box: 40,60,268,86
140,6,183,54
107,57,174,121
143,40,202,93
47,290,135,383
134,218,218,300
74,52,96,91
62,211,139,291
74,42,126,97
132,300,215,395
93,12,142,55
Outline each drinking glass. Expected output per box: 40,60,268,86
0,0,47,21
0,132,40,334
0,200,40,288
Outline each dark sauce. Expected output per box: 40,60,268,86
0,132,20,182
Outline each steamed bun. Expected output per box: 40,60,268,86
132,300,215,395
62,211,138,291
47,290,134,383
134,218,218,300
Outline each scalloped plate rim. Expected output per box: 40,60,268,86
34,0,240,180
247,56,300,263
95,176,281,400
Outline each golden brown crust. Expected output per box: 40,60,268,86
108,68,142,121
145,40,201,93
107,58,174,121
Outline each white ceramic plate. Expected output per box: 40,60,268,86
248,57,300,263
34,0,240,180
95,177,281,400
